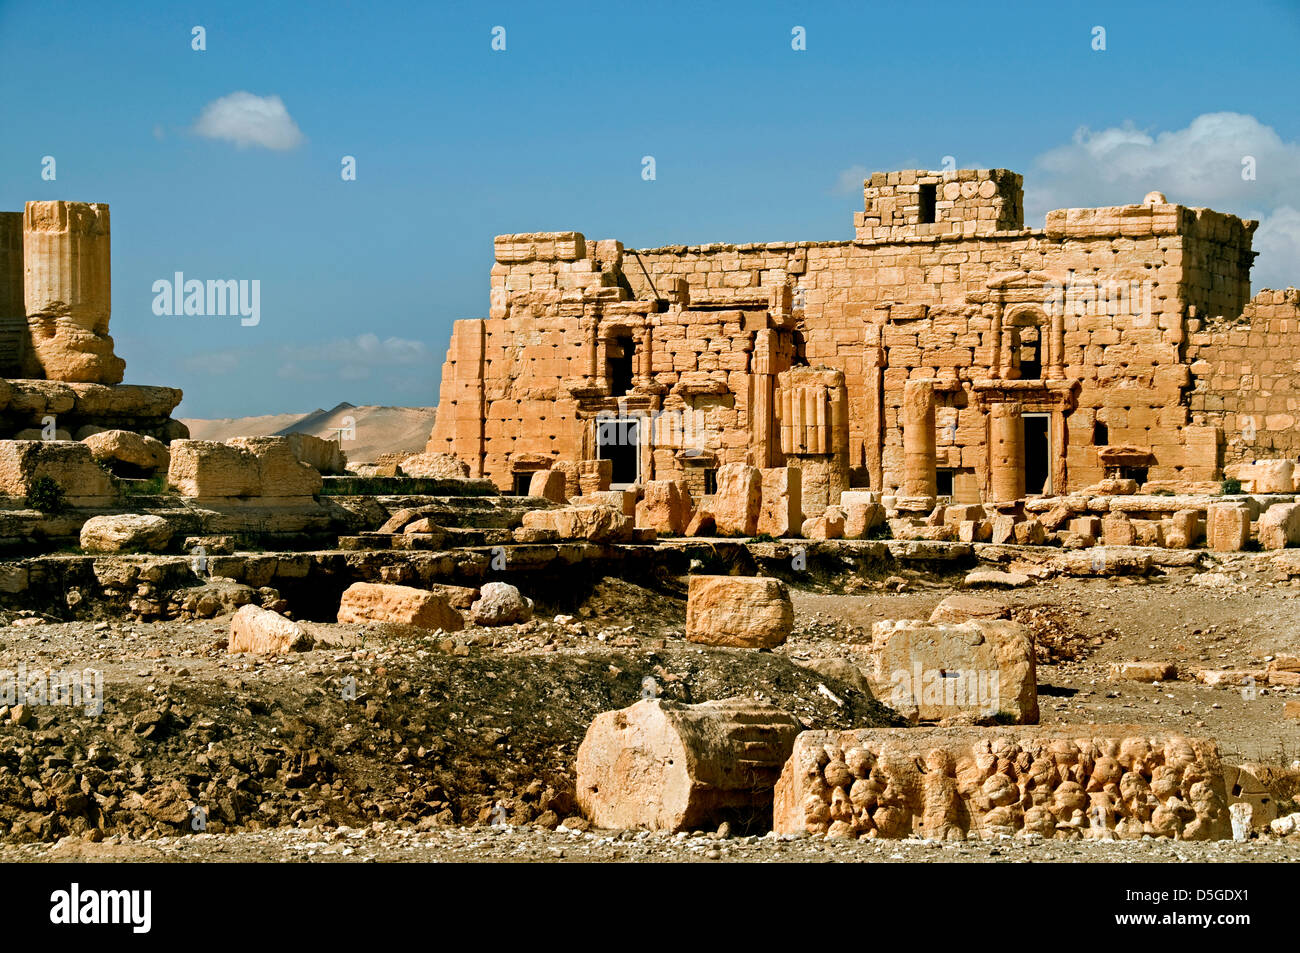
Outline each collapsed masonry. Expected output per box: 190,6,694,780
430,170,1298,511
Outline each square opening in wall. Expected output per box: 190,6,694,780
919,183,937,224
936,468,954,498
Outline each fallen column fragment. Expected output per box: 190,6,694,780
575,697,802,832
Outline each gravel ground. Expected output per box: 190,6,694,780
3,823,1297,863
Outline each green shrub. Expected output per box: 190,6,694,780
24,476,66,513
1221,477,1243,495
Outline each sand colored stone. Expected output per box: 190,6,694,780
79,514,171,553
228,604,313,654
685,574,793,648
336,582,464,632
575,697,801,831
773,725,1232,841
867,618,1038,723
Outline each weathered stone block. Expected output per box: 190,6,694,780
575,697,801,831
773,726,1231,840
868,618,1037,723
229,604,313,654
686,575,793,648
0,440,112,504
336,582,464,632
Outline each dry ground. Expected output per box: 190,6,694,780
1,566,1298,861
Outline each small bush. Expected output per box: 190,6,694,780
24,476,66,513
118,474,171,496
1221,477,1243,495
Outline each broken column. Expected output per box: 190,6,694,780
21,201,125,383
575,697,802,832
777,366,849,515
988,401,1025,502
900,378,936,507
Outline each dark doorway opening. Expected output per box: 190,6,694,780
608,335,635,397
1017,327,1042,380
936,468,954,498
512,471,533,495
597,417,639,486
1024,415,1050,495
918,183,937,224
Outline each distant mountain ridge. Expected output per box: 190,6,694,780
181,402,437,463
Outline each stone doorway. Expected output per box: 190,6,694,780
1024,413,1050,494
597,417,640,487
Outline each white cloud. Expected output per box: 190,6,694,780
281,334,428,366
182,349,246,375
193,91,305,150
1025,112,1300,288
1255,207,1300,289
832,164,869,196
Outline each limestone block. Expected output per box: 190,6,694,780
636,480,689,535
527,469,567,504
228,604,313,654
469,581,534,626
584,488,636,517
686,575,793,648
399,451,470,479
575,697,802,831
336,582,464,632
1102,514,1136,546
757,466,801,538
868,618,1037,723
1013,519,1046,545
225,437,321,497
991,514,1016,544
928,594,1009,624
0,440,113,504
284,433,347,475
1249,460,1294,494
712,463,761,536
520,504,632,542
1133,519,1165,548
802,506,846,540
773,726,1231,840
1070,516,1102,537
1257,502,1300,550
1163,509,1201,549
843,502,882,539
1207,502,1251,552
79,514,171,553
81,429,169,477
1110,661,1177,681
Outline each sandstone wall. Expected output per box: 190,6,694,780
1189,289,1300,467
431,170,1265,498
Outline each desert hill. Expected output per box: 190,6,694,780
181,402,437,463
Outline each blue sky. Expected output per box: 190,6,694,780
2,0,1298,418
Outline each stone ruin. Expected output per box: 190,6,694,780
0,190,1294,850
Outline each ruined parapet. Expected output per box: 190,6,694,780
21,201,124,384
855,169,1024,242
777,366,848,515
773,725,1232,841
575,697,802,832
